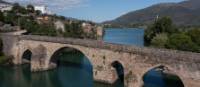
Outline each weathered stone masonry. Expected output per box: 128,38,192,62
1,33,200,87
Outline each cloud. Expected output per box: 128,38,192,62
5,0,89,11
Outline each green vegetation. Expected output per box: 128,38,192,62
0,3,57,36
145,17,200,52
63,22,84,38
0,55,6,64
0,38,6,64
167,33,199,52
150,33,168,48
187,29,200,46
0,11,4,22
0,3,98,39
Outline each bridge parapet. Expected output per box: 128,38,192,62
19,35,200,60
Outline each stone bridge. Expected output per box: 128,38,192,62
1,33,200,87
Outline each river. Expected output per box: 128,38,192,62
0,28,183,87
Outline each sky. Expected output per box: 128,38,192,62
5,0,184,23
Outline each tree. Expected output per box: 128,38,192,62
35,10,41,16
155,17,176,34
3,11,17,25
144,16,177,45
151,33,168,48
59,16,66,20
63,22,84,38
12,3,28,14
144,25,156,45
12,3,21,12
166,33,199,52
0,38,3,56
187,28,200,46
27,4,35,13
0,11,4,22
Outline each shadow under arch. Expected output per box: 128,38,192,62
0,38,3,54
50,47,93,72
111,61,125,87
0,38,4,57
142,65,184,87
49,47,94,87
22,49,32,63
21,49,32,82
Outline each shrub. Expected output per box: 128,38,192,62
166,33,199,52
151,33,168,48
187,28,200,46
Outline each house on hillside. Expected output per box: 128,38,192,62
36,15,52,24
34,5,52,14
54,20,65,32
82,22,104,39
82,22,93,34
0,1,12,12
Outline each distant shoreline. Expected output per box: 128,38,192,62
104,27,145,30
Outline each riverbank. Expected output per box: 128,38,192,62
104,27,144,30
0,55,6,64
0,55,13,66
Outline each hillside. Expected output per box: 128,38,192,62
0,0,11,4
104,0,200,26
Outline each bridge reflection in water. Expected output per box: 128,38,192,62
143,66,184,87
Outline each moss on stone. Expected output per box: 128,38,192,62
0,55,6,64
96,65,104,71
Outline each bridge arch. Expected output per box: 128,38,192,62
111,61,124,82
142,64,184,87
48,46,93,72
111,60,125,87
21,49,32,63
0,38,3,53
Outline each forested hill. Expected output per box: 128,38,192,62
104,0,200,26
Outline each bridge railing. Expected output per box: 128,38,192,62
19,35,141,52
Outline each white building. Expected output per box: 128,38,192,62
34,5,53,14
54,20,65,32
0,1,13,12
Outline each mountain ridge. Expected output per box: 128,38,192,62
104,0,200,26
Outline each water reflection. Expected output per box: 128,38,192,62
0,65,30,87
143,66,184,87
48,47,94,87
